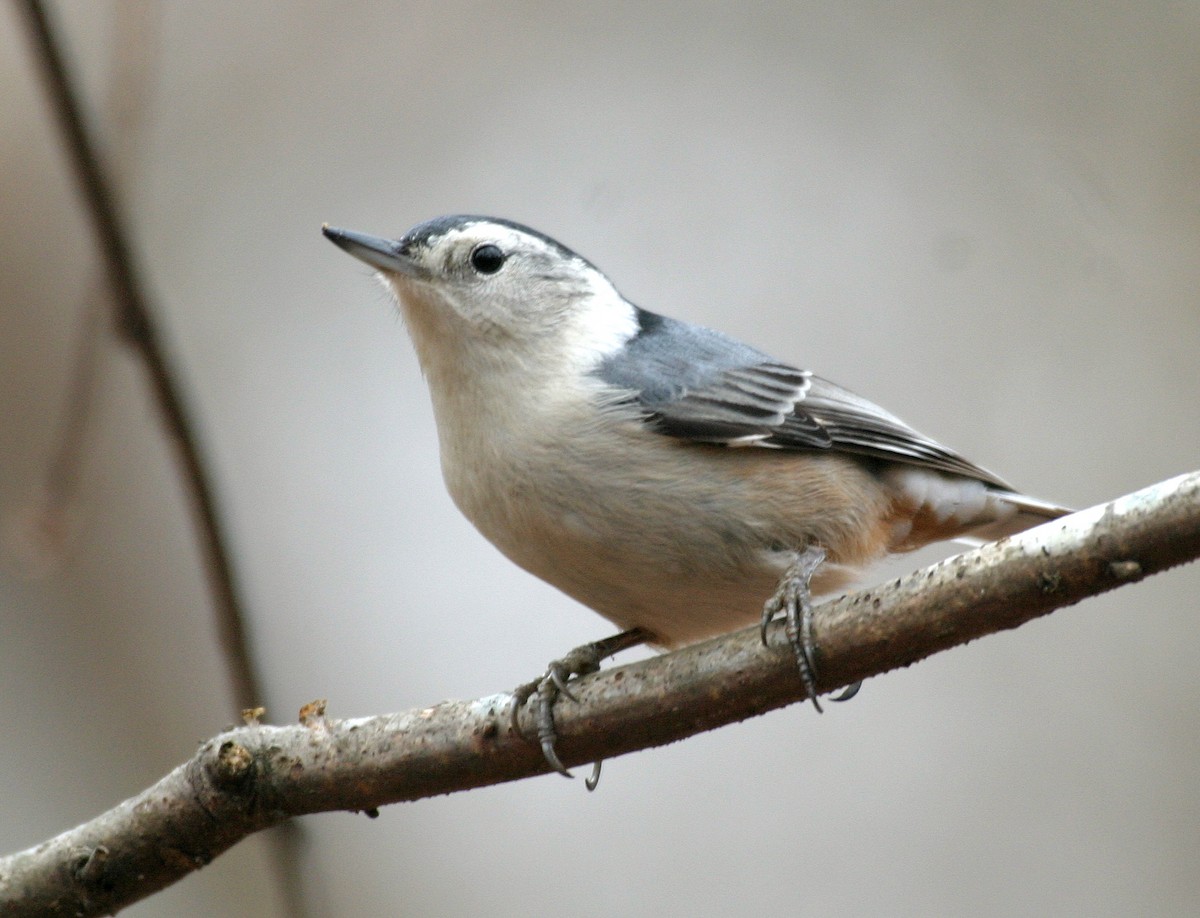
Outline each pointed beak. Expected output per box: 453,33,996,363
322,225,424,277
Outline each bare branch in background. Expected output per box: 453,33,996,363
14,3,318,916
17,0,260,713
1,472,1196,917
31,4,157,567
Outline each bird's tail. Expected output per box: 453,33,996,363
954,489,1073,545
882,465,1073,550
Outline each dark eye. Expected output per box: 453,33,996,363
470,243,506,275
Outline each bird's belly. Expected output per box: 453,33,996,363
461,480,868,647
442,427,893,646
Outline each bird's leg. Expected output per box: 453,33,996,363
511,627,651,786
760,545,860,711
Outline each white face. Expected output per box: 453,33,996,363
385,218,609,341
364,216,642,384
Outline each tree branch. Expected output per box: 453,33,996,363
2,471,1198,915
16,0,261,711
15,7,320,916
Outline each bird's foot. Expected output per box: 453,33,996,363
511,627,650,789
760,545,860,711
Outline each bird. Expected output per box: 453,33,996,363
323,215,1069,779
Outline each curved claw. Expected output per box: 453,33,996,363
509,680,537,740
509,628,651,785
830,681,862,703
585,760,603,791
548,664,580,703
510,681,573,777
534,679,574,778
540,737,574,779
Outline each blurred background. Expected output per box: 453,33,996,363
1,2,1198,915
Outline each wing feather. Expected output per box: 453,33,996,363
595,308,1008,487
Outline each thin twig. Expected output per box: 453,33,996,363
16,0,260,718
42,3,155,525
14,4,321,916
1,472,1196,917
43,279,107,509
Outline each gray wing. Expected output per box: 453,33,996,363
596,309,1010,488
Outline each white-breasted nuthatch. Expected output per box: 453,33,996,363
324,215,1069,778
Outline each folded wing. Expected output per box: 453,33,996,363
596,308,1011,488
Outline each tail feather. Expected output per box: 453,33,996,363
882,465,1072,550
955,489,1073,545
